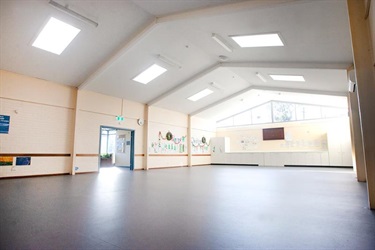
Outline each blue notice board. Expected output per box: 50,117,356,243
0,115,10,134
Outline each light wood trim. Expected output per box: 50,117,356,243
0,173,70,179
149,154,188,157
75,171,98,174
192,154,211,156
135,154,145,157
0,153,71,157
76,154,99,157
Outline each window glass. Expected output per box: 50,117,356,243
272,102,296,122
296,104,321,120
251,102,272,124
217,117,234,127
233,110,251,126
321,107,347,118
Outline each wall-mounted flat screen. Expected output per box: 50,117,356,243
263,127,285,140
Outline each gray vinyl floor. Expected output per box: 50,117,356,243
1,165,375,250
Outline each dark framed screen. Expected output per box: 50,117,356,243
263,127,285,140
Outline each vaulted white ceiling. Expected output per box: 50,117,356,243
0,0,353,121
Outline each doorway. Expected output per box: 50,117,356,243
99,126,135,170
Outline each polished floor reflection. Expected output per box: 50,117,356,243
1,166,375,249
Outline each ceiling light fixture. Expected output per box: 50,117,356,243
157,54,182,69
269,74,305,82
256,72,267,82
188,88,214,102
212,33,233,52
32,17,80,55
133,64,167,84
49,0,98,27
231,33,284,47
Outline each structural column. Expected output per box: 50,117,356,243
348,88,366,182
347,0,375,209
187,115,192,167
144,104,150,170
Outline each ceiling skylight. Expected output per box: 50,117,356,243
188,88,214,102
270,75,305,82
133,64,167,84
32,17,80,55
231,33,284,47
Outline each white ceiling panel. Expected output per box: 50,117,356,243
0,0,153,86
84,24,216,104
196,89,348,122
154,67,250,114
0,0,354,120
130,0,247,16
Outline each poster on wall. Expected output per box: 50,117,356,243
0,157,13,166
16,157,31,166
0,115,10,134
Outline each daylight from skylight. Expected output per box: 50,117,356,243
231,33,284,47
32,17,80,55
188,88,214,102
270,75,306,82
133,64,167,84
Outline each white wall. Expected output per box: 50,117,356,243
0,71,216,176
190,116,216,166
213,117,353,167
73,90,146,172
147,106,188,168
0,70,76,177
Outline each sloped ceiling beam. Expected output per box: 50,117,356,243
79,19,157,89
80,0,303,90
157,0,301,23
190,86,254,116
220,62,352,70
147,63,221,105
151,61,350,111
191,85,347,117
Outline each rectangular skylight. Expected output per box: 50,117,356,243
133,64,167,84
231,33,284,47
270,74,305,82
32,17,80,55
188,88,213,102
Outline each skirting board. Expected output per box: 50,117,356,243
0,173,70,179
284,165,353,169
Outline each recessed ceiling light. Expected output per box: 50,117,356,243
231,33,284,48
188,88,214,102
133,64,167,84
269,74,305,82
32,17,80,55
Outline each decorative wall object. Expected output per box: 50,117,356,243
191,136,210,153
16,157,31,166
0,115,10,134
150,131,187,153
263,127,285,140
0,157,13,166
240,136,260,150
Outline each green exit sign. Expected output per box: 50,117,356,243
116,116,124,121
